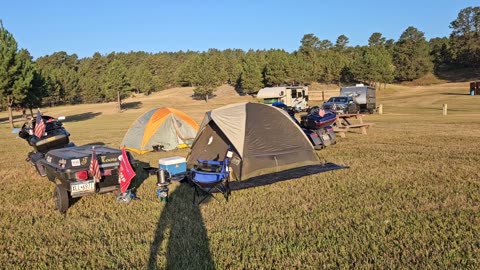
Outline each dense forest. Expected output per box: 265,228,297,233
1,7,479,124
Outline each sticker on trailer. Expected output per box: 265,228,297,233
71,159,81,167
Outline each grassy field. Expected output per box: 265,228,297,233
0,83,479,269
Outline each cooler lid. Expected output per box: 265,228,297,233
159,156,186,165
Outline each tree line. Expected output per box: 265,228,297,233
1,6,479,127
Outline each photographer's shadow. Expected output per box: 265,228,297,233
147,182,214,269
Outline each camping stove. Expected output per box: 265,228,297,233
156,169,171,202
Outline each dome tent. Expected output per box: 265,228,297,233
187,102,319,180
121,107,199,154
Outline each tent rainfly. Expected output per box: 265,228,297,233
121,107,199,154
187,102,319,180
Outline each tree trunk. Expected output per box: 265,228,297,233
117,91,121,111
7,96,14,128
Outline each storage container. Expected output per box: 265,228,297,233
159,156,187,176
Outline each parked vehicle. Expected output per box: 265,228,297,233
18,115,75,175
38,145,138,213
321,96,360,114
257,86,309,112
299,107,337,150
272,103,336,150
18,115,139,213
340,84,376,113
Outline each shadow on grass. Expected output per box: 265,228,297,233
82,142,106,146
229,163,348,191
148,183,214,269
440,93,472,96
0,114,26,125
434,67,480,82
191,94,218,101
129,160,153,196
69,197,82,209
69,158,152,210
2,111,102,126
122,101,143,110
64,112,102,122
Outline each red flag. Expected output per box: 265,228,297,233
34,109,45,138
89,146,101,182
119,147,136,193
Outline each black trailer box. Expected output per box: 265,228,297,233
34,133,70,153
38,145,133,198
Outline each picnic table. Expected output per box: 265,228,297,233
333,114,374,138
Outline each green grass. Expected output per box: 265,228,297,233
0,83,479,269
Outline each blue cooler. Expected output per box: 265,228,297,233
159,156,187,176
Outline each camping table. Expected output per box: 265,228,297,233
333,114,374,138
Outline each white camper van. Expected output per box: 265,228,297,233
340,84,376,113
256,86,309,111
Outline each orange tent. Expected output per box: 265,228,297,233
121,107,199,154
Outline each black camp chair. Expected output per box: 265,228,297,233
189,150,233,204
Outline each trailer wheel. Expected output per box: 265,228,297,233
53,185,70,213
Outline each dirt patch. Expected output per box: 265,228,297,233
214,84,240,97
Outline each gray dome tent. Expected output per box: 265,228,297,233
187,102,320,180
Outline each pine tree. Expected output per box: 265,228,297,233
240,50,263,93
177,54,199,87
263,49,289,86
192,53,219,101
35,51,79,104
335,35,349,50
13,49,35,108
320,50,350,84
429,37,451,70
102,59,130,102
368,32,386,47
351,47,394,87
26,69,47,113
223,49,244,86
0,21,28,128
393,26,433,81
130,63,154,94
449,6,480,67
77,53,107,102
207,49,228,84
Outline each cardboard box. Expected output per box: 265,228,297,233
159,156,187,176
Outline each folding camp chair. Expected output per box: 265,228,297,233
189,150,233,204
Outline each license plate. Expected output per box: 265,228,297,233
322,134,330,141
71,180,96,196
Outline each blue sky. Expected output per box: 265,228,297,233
1,0,478,59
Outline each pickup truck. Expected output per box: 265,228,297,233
321,96,360,114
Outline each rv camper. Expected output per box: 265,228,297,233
256,86,309,111
340,84,376,113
